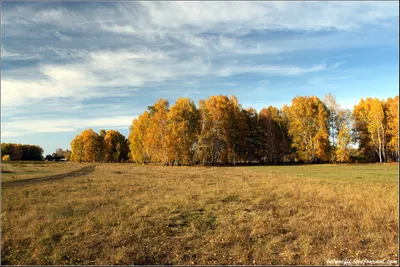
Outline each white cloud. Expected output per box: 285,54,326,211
215,63,329,77
89,49,169,65
2,116,137,137
2,47,338,110
4,2,398,38
1,79,65,107
1,1,398,138
139,1,399,32
100,24,136,34
1,44,39,60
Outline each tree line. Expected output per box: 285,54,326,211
2,94,397,165
127,94,398,165
1,145,74,162
1,143,44,161
68,93,397,165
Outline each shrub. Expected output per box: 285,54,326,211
2,154,11,162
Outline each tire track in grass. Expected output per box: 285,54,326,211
1,165,96,188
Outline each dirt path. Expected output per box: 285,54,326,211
2,165,96,188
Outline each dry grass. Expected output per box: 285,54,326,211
1,163,398,265
1,161,85,183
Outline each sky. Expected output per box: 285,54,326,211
1,1,399,156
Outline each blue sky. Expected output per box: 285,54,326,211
1,1,399,155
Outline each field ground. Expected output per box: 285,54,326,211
1,162,399,265
1,161,85,183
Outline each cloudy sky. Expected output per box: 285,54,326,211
1,1,399,155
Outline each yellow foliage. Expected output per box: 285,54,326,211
284,96,330,163
2,154,11,162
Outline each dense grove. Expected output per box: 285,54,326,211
1,144,44,161
69,93,398,165
70,129,129,163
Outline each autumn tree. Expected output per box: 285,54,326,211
147,99,170,164
259,106,291,164
225,95,245,165
323,94,355,163
280,106,296,163
104,130,129,162
129,112,151,164
70,134,84,162
99,129,107,138
368,98,388,163
353,98,390,163
79,129,98,162
284,96,330,163
352,98,373,162
324,93,340,162
197,95,233,165
335,109,352,163
64,149,72,160
70,129,103,163
167,98,200,165
197,99,210,165
240,107,263,164
97,129,107,162
386,96,399,161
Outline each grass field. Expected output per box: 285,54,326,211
1,162,399,265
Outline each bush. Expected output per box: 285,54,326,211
2,155,11,162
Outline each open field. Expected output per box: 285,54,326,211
1,163,399,265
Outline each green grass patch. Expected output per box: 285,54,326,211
245,163,398,183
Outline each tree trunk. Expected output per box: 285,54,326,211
377,127,382,163
381,125,387,162
378,139,382,163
